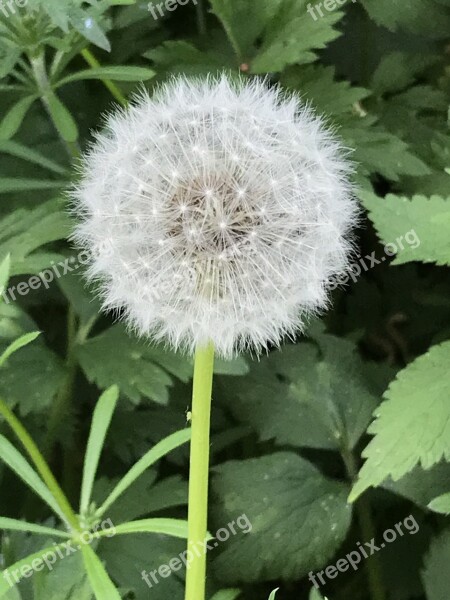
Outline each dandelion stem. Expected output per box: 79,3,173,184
185,342,215,600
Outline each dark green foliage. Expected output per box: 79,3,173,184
0,0,449,599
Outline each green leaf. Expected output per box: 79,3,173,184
0,199,71,277
0,517,70,538
99,534,185,600
250,0,342,73
0,140,68,175
145,41,229,77
428,493,450,515
210,590,241,600
350,340,450,501
211,0,343,73
80,386,119,515
309,590,324,600
0,96,37,141
77,324,193,404
268,591,279,600
422,530,450,600
226,334,380,452
0,332,41,368
97,428,191,516
371,52,439,95
0,340,66,415
360,0,450,39
56,66,155,87
212,453,352,582
32,552,92,600
0,178,66,194
0,543,69,598
381,463,450,510
0,435,65,522
101,518,188,539
80,545,121,600
360,191,450,266
45,93,79,143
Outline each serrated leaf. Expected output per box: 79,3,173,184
350,340,450,501
212,453,352,582
211,0,342,73
371,52,439,95
0,199,71,277
360,0,450,39
81,545,121,600
0,96,37,140
360,191,450,267
226,334,380,452
422,530,450,600
281,64,370,119
77,324,192,404
428,493,450,515
381,463,450,510
56,66,155,88
0,331,41,367
251,0,342,73
80,386,119,515
0,341,66,415
145,41,231,77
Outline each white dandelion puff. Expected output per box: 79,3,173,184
71,76,358,358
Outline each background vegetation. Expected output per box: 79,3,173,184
0,0,449,599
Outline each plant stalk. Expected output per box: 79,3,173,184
342,446,386,600
0,398,79,532
184,342,215,600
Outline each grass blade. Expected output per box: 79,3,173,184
97,428,191,516
81,545,121,600
0,517,70,538
0,435,66,523
0,332,40,368
97,518,188,539
80,386,119,515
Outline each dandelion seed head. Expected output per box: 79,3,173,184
71,76,358,357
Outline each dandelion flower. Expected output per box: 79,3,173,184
72,76,358,358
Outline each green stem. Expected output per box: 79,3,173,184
342,446,386,600
185,342,215,600
81,48,127,107
0,398,79,532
